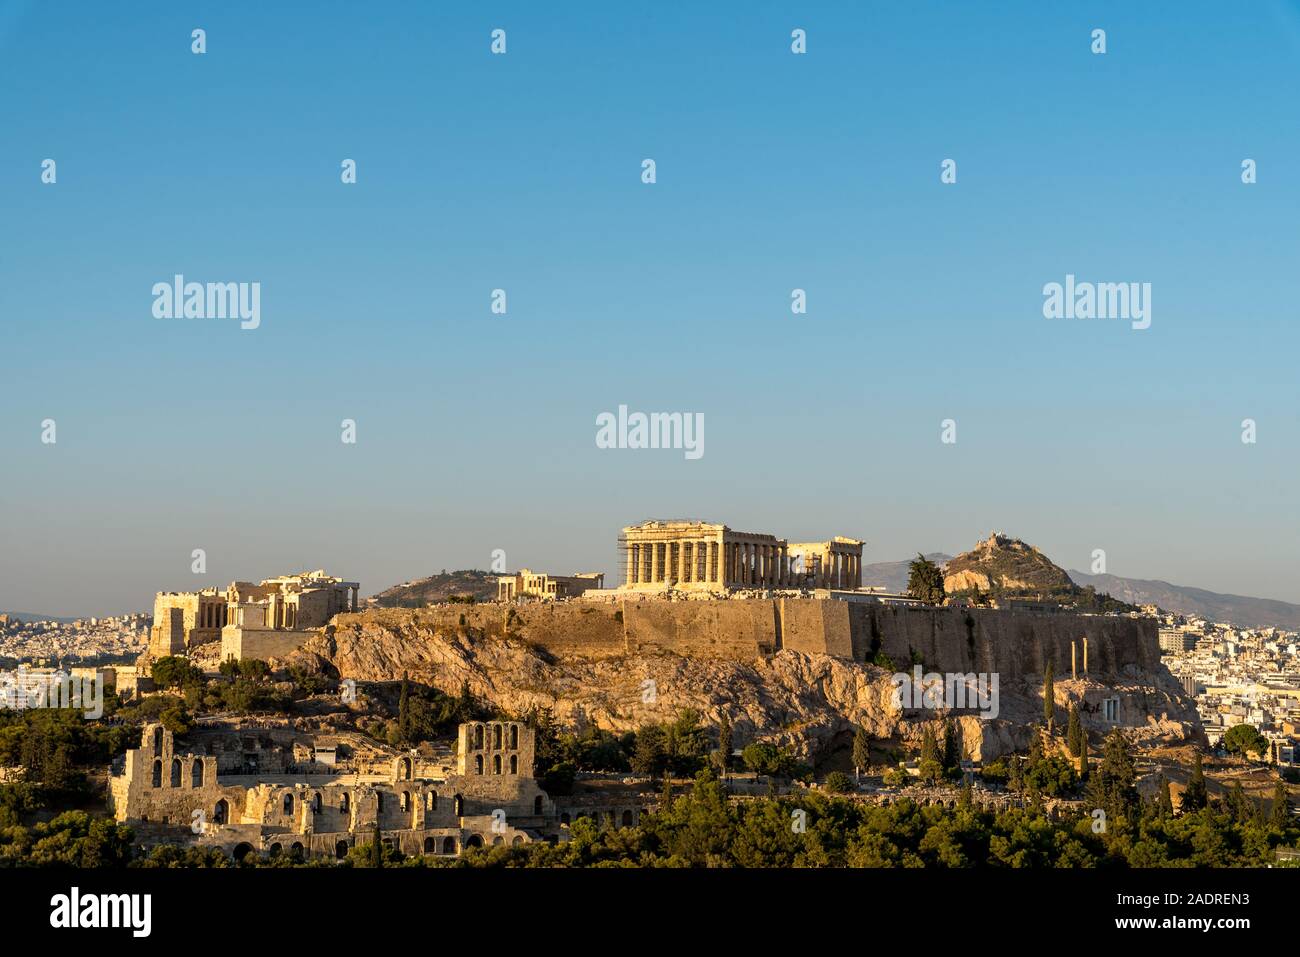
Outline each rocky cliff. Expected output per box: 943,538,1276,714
282,606,1200,766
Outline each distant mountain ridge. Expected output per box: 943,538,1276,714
859,554,952,593
1068,571,1300,632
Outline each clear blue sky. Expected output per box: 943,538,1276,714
2,1,1298,616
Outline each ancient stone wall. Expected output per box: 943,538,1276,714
221,627,320,662
340,599,1157,678
853,603,1158,678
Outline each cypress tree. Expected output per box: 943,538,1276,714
1271,781,1290,828
942,720,962,778
1182,752,1208,812
1027,728,1043,770
716,711,733,775
1008,753,1023,792
371,820,383,868
1098,729,1138,823
1156,774,1174,818
1077,730,1088,781
457,679,475,719
1066,705,1082,758
1225,781,1250,824
852,725,872,780
398,672,411,744
1042,661,1055,731
920,725,942,782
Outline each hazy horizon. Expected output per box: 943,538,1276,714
6,531,1300,620
4,1,1300,616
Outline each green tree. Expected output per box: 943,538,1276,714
1182,752,1208,812
159,704,192,737
665,710,708,777
906,554,946,605
1042,661,1055,731
1156,774,1174,818
238,659,270,680
941,720,962,778
632,725,669,777
852,726,872,779
1222,724,1268,759
1271,781,1291,827
1066,704,1082,758
457,680,475,720
1223,781,1253,824
150,656,202,689
714,711,733,775
825,771,854,794
1088,729,1138,829
919,725,943,783
397,672,412,745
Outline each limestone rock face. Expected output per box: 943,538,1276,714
943,532,1075,595
283,612,1199,764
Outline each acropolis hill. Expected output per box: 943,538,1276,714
130,521,1201,764
286,598,1196,766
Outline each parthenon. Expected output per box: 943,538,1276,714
618,520,863,592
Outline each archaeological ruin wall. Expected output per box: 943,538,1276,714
336,598,1159,679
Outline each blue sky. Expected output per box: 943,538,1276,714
2,1,1298,616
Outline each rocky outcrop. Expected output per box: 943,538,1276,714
282,609,1200,765
943,532,1076,595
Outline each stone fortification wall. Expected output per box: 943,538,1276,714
334,599,1156,679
